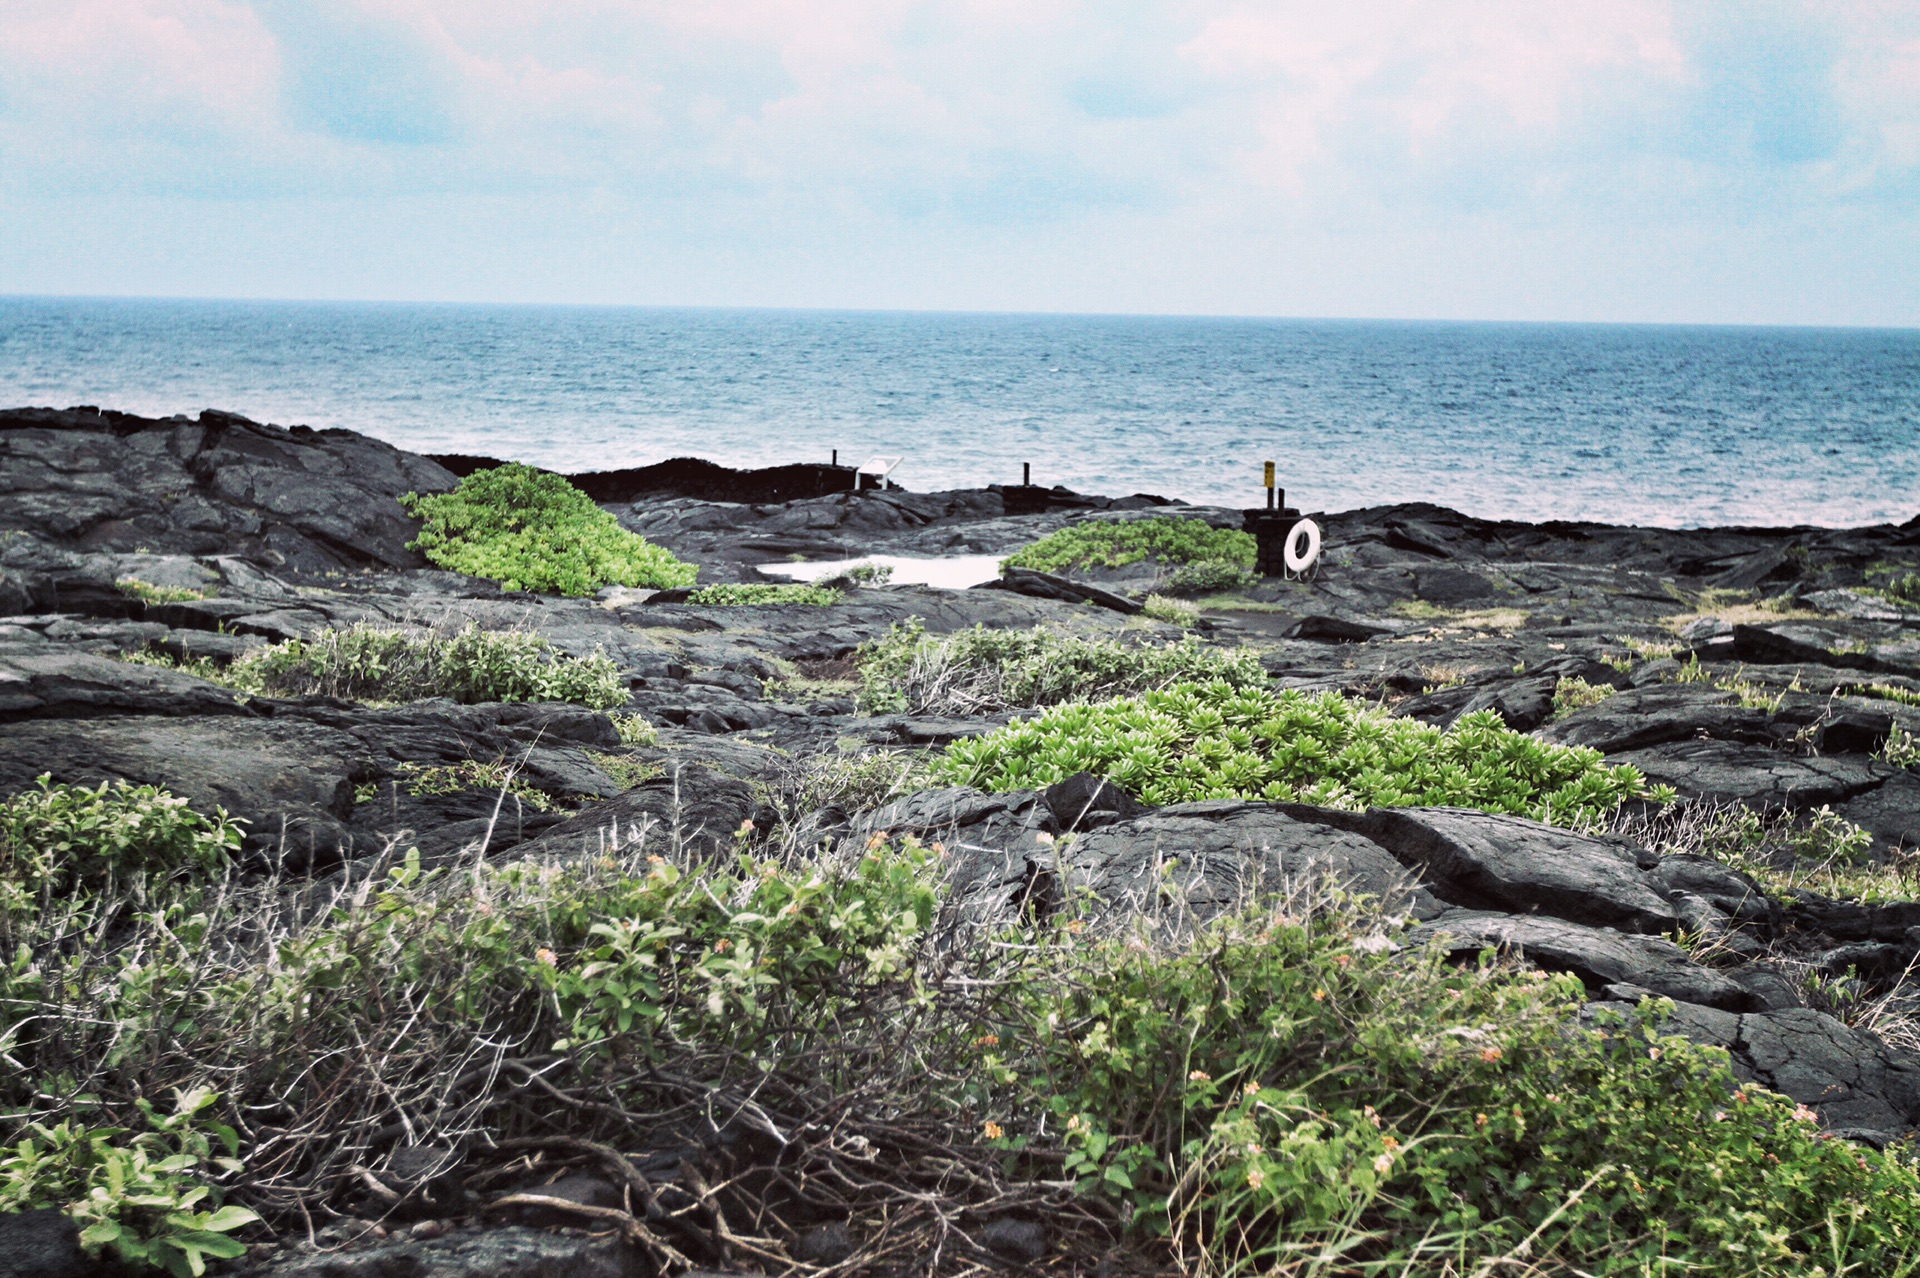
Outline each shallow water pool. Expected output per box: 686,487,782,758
756,554,1006,590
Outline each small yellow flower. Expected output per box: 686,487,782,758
983,1121,1005,1141
1066,1115,1082,1131
1381,1135,1400,1153
713,938,732,953
973,1034,1001,1048
1244,1081,1261,1096
1372,1152,1394,1175
1312,988,1327,1002
1065,918,1087,934
647,854,665,865
1189,1070,1211,1082
535,948,558,967
1246,1166,1265,1190
1475,1113,1489,1129
1480,1047,1503,1064
1333,954,1351,968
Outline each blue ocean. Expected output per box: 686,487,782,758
2,296,1915,528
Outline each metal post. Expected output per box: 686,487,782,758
1023,462,1031,487
832,449,838,467
1264,461,1276,509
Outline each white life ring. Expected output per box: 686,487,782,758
1283,518,1322,575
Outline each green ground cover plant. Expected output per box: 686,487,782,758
937,682,1666,824
402,464,697,595
856,620,1267,716
6,776,1920,1277
218,623,626,709
686,583,842,606
1005,517,1256,579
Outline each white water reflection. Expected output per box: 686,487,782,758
757,554,1006,590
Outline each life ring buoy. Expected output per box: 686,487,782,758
1283,519,1322,576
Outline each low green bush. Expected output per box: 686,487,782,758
972,895,1920,1276
115,577,208,605
937,682,1663,825
1005,517,1256,576
231,623,626,709
687,583,842,606
0,776,242,929
403,464,697,596
0,1090,256,1278
1550,675,1617,720
856,620,1268,716
1163,559,1259,595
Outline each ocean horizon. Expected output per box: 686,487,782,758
3,294,1916,529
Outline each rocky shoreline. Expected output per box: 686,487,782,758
6,403,1920,1276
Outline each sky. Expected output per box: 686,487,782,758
1,1,1918,325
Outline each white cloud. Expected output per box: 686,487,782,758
0,0,1916,318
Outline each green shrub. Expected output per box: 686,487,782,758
536,841,939,1060
937,682,1662,825
403,464,697,596
0,1089,256,1278
1005,517,1256,576
1141,594,1201,626
115,577,207,605
972,895,1920,1276
0,776,242,925
687,583,842,606
232,623,627,709
856,620,1268,716
1550,675,1616,720
1163,559,1259,595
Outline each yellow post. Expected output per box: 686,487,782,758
1263,461,1276,509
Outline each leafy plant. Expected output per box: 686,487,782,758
231,623,627,709
0,1088,255,1278
1141,594,1201,626
974,895,1920,1276
1005,517,1255,576
857,620,1267,716
537,841,939,1060
687,583,842,606
0,776,242,926
1163,559,1259,595
354,759,561,812
937,682,1663,825
1551,675,1616,720
1867,563,1920,607
115,578,208,605
403,464,697,595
